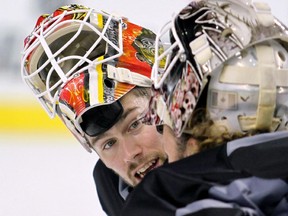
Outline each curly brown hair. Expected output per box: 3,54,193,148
184,108,246,152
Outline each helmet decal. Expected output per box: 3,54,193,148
118,22,156,75
59,72,88,117
169,61,200,133
58,64,135,122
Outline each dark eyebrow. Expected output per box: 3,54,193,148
89,107,139,145
120,107,138,121
90,133,107,146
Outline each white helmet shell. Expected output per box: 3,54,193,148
207,40,288,133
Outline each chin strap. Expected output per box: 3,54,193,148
107,64,152,87
254,44,277,130
189,34,212,66
252,1,274,27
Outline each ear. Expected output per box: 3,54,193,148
185,137,199,157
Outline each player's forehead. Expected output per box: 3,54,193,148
120,88,149,109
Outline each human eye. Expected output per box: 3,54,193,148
129,117,145,132
103,139,116,150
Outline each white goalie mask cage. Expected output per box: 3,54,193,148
21,5,124,119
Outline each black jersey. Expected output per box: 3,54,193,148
93,160,125,216
121,131,288,216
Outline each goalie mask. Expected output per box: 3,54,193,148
21,4,159,151
148,0,288,136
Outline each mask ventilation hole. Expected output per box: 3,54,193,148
104,78,114,88
277,51,286,62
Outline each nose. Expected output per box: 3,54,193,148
122,137,143,163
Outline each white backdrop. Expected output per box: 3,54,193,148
0,0,287,216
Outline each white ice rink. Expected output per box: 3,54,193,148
0,134,104,216
1,0,287,216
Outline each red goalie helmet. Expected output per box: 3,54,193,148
21,4,158,151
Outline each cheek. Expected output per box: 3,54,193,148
101,155,126,177
162,137,178,163
162,126,178,162
97,149,123,172
139,125,164,148
163,137,180,162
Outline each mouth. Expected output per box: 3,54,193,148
134,158,160,180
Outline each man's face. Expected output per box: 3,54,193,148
162,125,180,163
86,91,167,186
162,125,199,163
